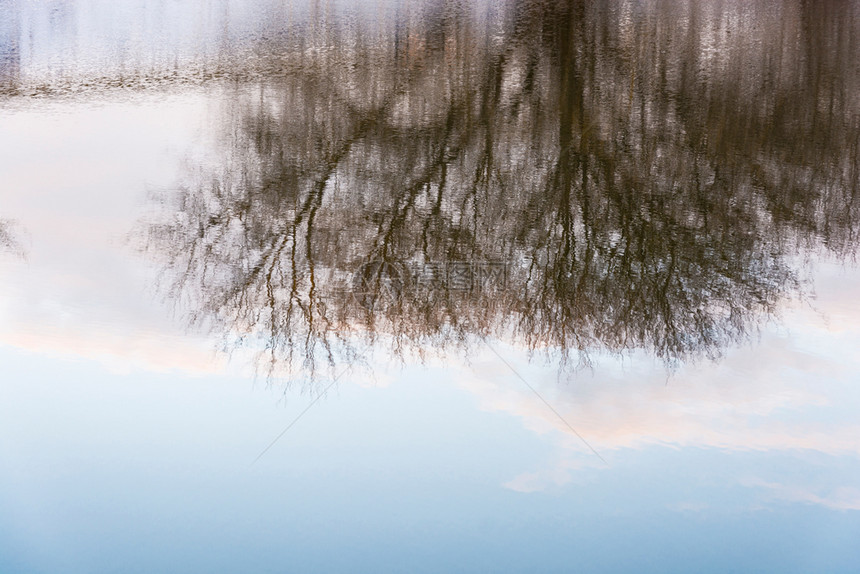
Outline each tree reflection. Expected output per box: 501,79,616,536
142,0,860,379
0,218,24,258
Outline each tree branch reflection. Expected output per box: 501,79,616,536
0,218,24,258
141,0,860,381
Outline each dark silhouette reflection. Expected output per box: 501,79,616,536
142,0,860,378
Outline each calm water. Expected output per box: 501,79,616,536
2,1,860,572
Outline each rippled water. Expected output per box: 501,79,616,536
2,1,860,572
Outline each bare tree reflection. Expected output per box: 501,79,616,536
0,220,12,250
0,218,24,258
142,0,860,380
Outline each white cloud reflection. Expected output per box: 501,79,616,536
451,267,860,504
742,478,860,512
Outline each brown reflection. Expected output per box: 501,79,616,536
0,0,19,94
141,0,860,378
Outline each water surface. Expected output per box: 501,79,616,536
1,1,860,572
